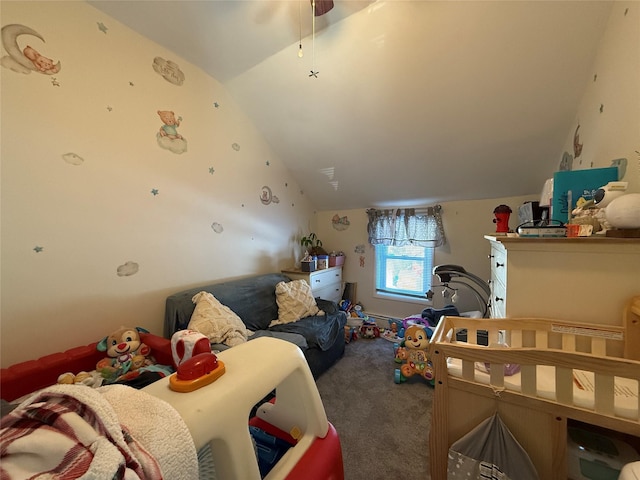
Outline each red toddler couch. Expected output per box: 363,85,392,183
1,333,173,402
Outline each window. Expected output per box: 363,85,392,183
375,244,434,299
367,206,445,302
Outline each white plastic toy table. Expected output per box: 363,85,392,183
144,336,342,479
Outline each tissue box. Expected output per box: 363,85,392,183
329,255,345,267
301,260,317,272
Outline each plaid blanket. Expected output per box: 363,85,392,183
1,385,164,479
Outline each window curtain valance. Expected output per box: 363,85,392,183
366,205,446,247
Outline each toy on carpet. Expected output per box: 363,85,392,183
344,325,358,343
339,300,368,320
394,324,434,386
381,318,405,342
96,326,154,383
359,321,380,339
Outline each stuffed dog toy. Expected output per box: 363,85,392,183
96,326,152,383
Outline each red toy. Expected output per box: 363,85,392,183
169,352,226,393
359,321,380,339
171,329,212,367
493,204,512,233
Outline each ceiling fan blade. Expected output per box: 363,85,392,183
312,0,334,16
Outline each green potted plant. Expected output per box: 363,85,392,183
300,233,327,256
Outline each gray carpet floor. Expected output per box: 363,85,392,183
316,337,433,479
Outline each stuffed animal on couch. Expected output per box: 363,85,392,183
96,326,153,383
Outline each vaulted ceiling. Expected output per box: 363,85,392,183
89,1,613,210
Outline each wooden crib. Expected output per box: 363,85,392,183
428,296,640,479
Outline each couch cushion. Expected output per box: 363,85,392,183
272,280,321,325
188,292,249,347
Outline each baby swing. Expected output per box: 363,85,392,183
393,265,491,384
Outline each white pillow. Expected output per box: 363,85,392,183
188,291,248,347
271,280,323,326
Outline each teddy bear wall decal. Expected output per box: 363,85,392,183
156,110,187,154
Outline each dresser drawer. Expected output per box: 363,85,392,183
282,267,343,303
490,245,507,276
309,268,342,291
314,284,343,303
490,278,506,318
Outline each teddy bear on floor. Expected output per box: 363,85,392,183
96,326,153,383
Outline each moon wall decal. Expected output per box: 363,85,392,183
1,23,60,74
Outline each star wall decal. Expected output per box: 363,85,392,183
151,188,159,196
266,161,270,166
129,81,135,86
209,167,215,174
33,246,43,253
51,78,60,87
97,22,108,34
309,70,319,78
213,102,220,108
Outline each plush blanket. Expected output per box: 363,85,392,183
0,384,198,479
270,313,343,351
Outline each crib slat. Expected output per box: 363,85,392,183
556,367,573,405
462,359,474,381
536,330,548,348
487,328,500,345
594,373,615,416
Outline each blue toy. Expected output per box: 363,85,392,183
393,324,434,386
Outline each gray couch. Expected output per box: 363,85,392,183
164,273,347,379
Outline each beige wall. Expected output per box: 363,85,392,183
560,2,639,193
0,1,314,366
1,2,637,367
315,195,537,321
314,2,640,322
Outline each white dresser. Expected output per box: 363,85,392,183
282,266,343,303
485,235,640,326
